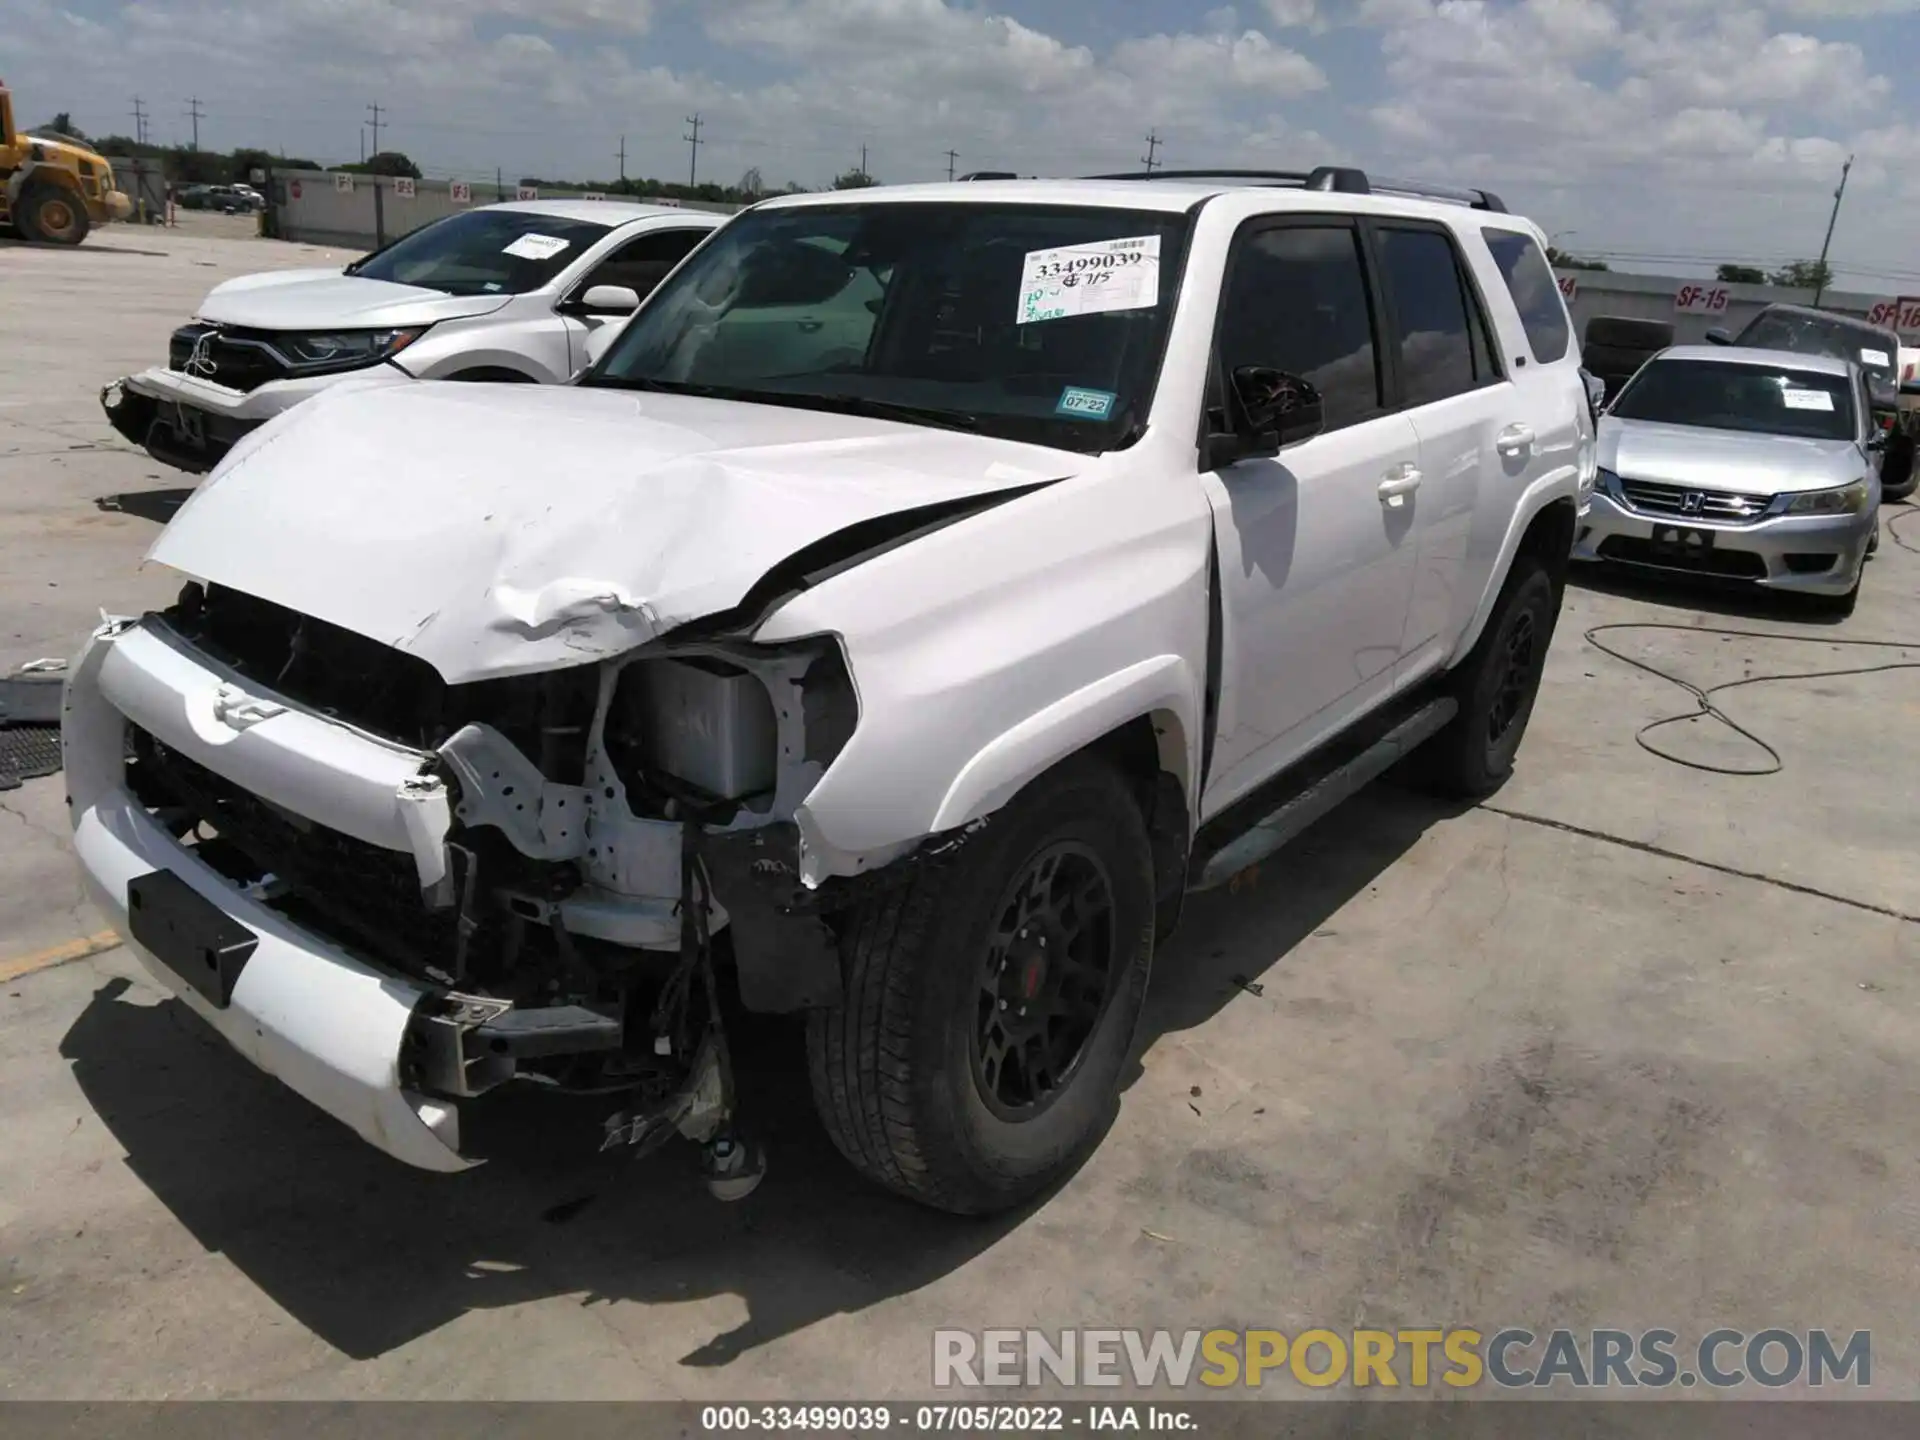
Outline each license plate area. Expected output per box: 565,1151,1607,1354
127,870,258,1009
1651,524,1715,559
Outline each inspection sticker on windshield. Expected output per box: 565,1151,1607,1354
1018,235,1161,325
1057,387,1117,420
502,233,571,261
1861,348,1891,368
1782,388,1835,411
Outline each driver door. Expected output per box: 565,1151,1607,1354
1200,217,1424,816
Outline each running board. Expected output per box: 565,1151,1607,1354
1190,696,1458,892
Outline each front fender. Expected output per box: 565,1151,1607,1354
930,655,1201,833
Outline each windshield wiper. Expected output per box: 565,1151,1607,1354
793,394,981,434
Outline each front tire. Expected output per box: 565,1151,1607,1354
1413,555,1560,799
1882,432,1916,502
807,755,1155,1215
19,185,90,245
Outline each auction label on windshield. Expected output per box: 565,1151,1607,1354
503,233,571,261
1018,235,1161,325
1781,389,1834,411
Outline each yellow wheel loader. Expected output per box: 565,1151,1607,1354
0,81,132,245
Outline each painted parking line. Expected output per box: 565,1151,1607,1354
0,929,122,984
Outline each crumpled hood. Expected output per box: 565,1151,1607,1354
1599,418,1867,495
148,383,1080,681
198,268,512,330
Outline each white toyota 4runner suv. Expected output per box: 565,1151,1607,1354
64,168,1592,1214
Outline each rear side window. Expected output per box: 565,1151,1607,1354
1375,226,1497,406
1483,229,1570,364
1216,223,1383,431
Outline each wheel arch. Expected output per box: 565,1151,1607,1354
1448,491,1578,667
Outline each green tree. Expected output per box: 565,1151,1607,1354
1716,264,1766,285
36,112,88,142
1768,259,1832,292
337,151,423,179
832,168,877,190
1546,245,1609,272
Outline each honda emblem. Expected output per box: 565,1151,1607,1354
1681,491,1705,516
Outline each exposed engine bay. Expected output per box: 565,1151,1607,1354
123,579,889,1193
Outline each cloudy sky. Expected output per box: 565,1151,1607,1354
10,0,1919,292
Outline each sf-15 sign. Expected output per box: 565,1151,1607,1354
1675,284,1730,315
1866,298,1920,337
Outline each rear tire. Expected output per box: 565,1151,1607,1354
19,185,90,245
806,755,1155,1215
1411,556,1560,799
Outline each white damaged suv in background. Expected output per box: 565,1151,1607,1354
66,168,1591,1213
100,199,721,475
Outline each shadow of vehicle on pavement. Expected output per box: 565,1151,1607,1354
1568,560,1851,625
95,489,193,524
59,783,1464,1366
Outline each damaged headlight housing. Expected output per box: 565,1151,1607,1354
274,327,425,374
1781,480,1871,517
604,641,858,810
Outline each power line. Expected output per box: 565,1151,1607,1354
684,113,703,188
1141,132,1162,173
129,97,148,147
945,148,959,182
366,101,385,159
184,96,205,150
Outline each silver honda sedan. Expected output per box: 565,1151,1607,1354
1574,345,1884,614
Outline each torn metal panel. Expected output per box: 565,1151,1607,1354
702,823,841,1014
148,383,1081,684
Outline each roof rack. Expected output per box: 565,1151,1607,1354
1082,166,1507,213
956,171,1021,181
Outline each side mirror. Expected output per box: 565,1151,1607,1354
1580,368,1606,415
1205,367,1325,466
583,325,623,370
1866,430,1888,454
1704,327,1733,346
580,284,641,316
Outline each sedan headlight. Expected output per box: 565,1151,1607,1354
276,328,424,373
1782,480,1871,517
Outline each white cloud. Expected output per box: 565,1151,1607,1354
1262,0,1320,25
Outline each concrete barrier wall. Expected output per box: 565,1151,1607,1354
266,169,742,250
1555,268,1917,350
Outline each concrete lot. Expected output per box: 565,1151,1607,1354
3,217,1920,1402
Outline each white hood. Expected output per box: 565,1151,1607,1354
1598,418,1867,496
198,268,513,330
148,383,1079,682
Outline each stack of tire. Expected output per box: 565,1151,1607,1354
1581,316,1674,404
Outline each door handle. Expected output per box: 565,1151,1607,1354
1497,423,1536,455
797,320,824,334
1378,465,1422,508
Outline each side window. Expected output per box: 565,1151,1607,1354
1375,226,1491,406
580,228,709,297
1483,228,1570,364
1217,222,1383,431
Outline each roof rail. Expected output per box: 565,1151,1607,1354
1083,165,1507,211
956,171,1020,181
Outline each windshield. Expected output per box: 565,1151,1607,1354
1611,358,1856,441
586,201,1194,453
350,209,610,296
1735,310,1896,384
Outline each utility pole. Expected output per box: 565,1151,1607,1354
1812,153,1852,307
945,148,959,182
184,96,205,150
359,127,366,164
365,102,384,160
497,165,504,201
130,97,149,147
615,134,627,185
684,113,703,188
1141,133,1162,173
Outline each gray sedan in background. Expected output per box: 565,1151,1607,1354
1574,345,1885,616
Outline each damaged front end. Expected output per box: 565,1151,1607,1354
117,580,880,1191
